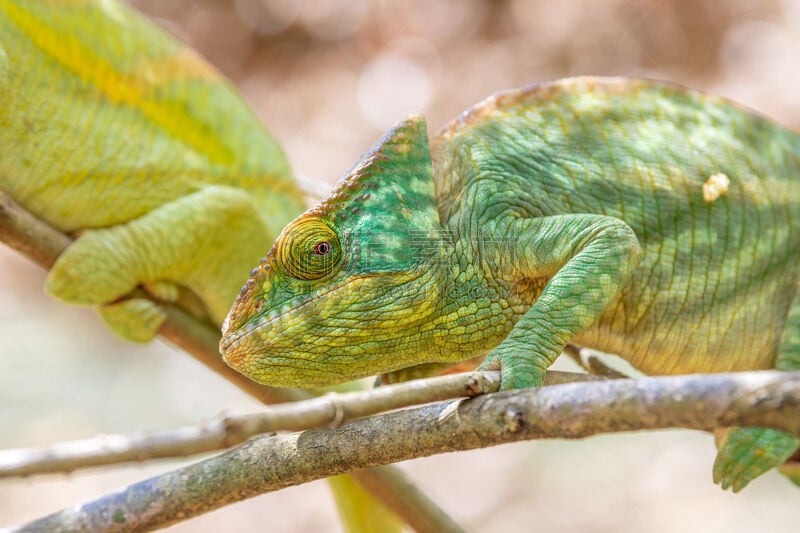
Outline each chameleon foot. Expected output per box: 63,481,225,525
477,341,547,390
713,427,800,492
97,299,167,343
46,228,140,306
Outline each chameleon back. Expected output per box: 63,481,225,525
434,77,800,375
0,0,303,232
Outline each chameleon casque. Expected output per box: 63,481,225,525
0,0,305,341
221,77,800,492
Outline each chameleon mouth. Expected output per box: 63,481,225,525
218,300,300,369
219,270,424,384
217,286,357,387
218,276,368,371
218,308,310,380
219,312,251,359
219,327,261,374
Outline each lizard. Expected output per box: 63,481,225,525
0,0,305,341
0,3,412,530
220,77,800,492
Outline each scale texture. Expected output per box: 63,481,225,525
0,0,305,340
222,77,800,491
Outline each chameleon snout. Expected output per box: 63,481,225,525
218,320,263,379
218,334,241,368
219,307,289,385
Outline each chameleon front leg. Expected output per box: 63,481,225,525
46,185,272,341
713,293,800,491
477,214,642,390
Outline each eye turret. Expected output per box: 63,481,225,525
277,217,342,281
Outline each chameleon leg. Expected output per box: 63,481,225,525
97,299,170,343
477,214,642,390
97,281,195,342
46,185,273,342
713,292,800,492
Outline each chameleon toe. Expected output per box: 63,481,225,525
714,427,800,492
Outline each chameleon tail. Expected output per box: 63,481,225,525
327,476,402,533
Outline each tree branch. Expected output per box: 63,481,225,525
0,370,605,478
11,370,799,532
0,372,499,477
0,190,457,531
563,344,631,379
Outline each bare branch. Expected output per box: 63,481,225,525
11,370,799,532
0,189,72,269
563,344,631,379
0,190,457,531
0,372,498,477
0,370,605,478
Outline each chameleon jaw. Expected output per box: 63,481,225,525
218,327,269,383
218,313,309,386
220,264,445,387
218,278,372,387
219,324,367,388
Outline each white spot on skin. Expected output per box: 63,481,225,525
703,173,730,202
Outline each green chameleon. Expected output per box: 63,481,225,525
0,0,304,341
1,2,404,531
221,77,800,492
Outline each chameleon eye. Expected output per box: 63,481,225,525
278,217,342,280
314,241,332,256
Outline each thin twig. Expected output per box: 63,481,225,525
0,190,458,531
0,189,72,269
0,372,498,477
563,344,631,379
12,370,800,532
0,370,604,478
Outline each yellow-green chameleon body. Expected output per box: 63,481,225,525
0,0,304,341
2,4,405,528
222,77,800,492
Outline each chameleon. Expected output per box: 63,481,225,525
0,0,305,341
220,77,800,492
0,3,407,530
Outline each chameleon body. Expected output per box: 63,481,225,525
1,2,401,526
0,0,305,340
221,78,800,491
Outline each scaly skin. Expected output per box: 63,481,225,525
0,0,305,340
221,77,800,491
0,2,402,520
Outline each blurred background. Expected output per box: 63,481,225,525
2,0,799,531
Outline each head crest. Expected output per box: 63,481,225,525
314,116,442,271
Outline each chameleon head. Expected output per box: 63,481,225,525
220,116,452,387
